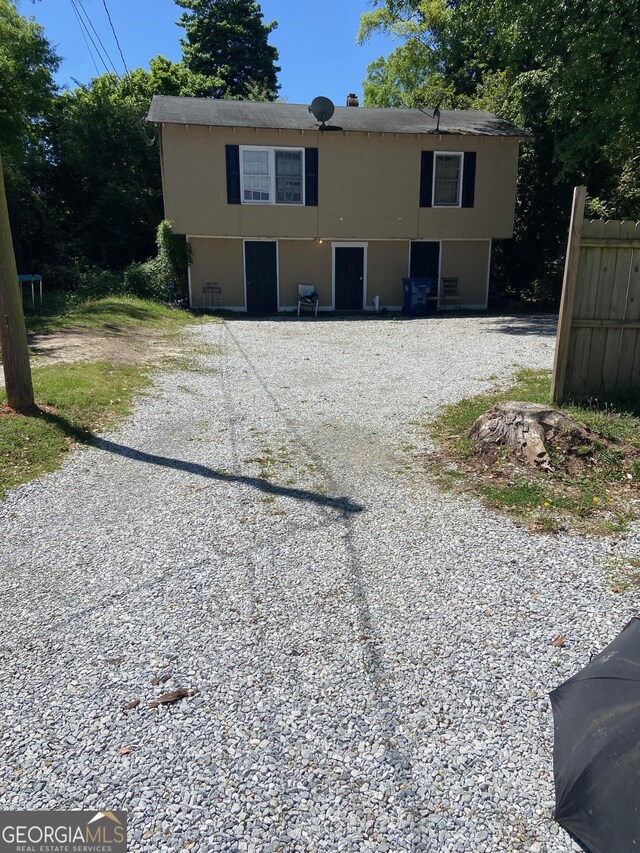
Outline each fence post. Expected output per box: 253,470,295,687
551,185,587,406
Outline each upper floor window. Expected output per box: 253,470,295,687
240,146,304,205
433,152,463,207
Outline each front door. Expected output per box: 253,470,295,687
245,241,277,313
410,241,440,280
334,246,364,310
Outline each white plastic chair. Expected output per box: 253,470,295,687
297,283,319,318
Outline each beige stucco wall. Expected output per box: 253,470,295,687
189,237,244,308
440,240,490,307
278,240,331,307
187,237,490,311
366,241,409,307
160,123,521,242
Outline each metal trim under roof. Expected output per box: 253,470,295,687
146,95,531,138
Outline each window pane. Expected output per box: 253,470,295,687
243,176,270,202
242,149,270,201
242,149,269,176
434,154,461,206
276,176,302,203
275,150,302,177
275,150,302,203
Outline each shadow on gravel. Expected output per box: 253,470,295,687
489,314,558,336
33,409,365,517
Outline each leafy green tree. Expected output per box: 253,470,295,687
21,57,212,275
176,0,280,100
0,0,59,165
359,0,640,300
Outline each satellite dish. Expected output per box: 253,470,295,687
308,96,335,127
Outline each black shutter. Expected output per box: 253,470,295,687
419,151,434,207
225,144,241,204
461,152,476,208
305,147,318,206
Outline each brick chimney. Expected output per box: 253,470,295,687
346,93,359,107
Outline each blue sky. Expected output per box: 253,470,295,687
24,0,398,106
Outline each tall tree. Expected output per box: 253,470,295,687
359,0,640,300
0,0,59,167
21,57,211,273
176,0,280,100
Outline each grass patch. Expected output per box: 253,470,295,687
426,369,640,535
607,556,640,593
0,362,150,499
25,294,215,334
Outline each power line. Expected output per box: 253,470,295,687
70,0,111,76
102,0,130,77
69,0,101,77
74,0,120,77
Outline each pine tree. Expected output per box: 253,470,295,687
176,0,280,100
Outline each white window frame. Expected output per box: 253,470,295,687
432,151,464,208
239,145,305,206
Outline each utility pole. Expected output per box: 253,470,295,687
0,148,34,413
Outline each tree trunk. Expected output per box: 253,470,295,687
469,401,576,471
0,148,34,413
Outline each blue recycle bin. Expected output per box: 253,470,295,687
402,277,433,316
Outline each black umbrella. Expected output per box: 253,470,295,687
550,617,640,853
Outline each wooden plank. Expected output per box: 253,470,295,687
581,219,598,240
575,224,605,320
571,319,640,329
602,225,633,395
571,327,592,399
585,223,620,398
581,239,640,248
617,238,640,394
551,186,587,404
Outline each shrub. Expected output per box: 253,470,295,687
124,221,191,303
42,260,127,298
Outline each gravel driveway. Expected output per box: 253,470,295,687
1,314,638,852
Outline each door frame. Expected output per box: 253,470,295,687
408,239,442,304
331,242,368,310
243,238,280,312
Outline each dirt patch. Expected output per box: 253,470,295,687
26,325,186,369
425,417,640,536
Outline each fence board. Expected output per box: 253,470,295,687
552,191,640,404
602,229,632,394
617,240,640,392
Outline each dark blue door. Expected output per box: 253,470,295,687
335,247,364,310
245,241,277,313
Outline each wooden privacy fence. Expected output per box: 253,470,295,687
552,186,640,404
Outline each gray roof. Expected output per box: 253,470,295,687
147,95,530,138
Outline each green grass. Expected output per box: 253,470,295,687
0,362,151,499
426,369,640,535
24,294,208,334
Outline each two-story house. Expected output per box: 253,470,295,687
147,95,529,312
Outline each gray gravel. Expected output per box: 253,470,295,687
1,313,639,852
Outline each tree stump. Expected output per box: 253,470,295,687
469,401,577,471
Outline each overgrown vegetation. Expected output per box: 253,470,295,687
426,369,640,535
0,362,150,499
124,221,193,303
3,0,280,287
359,0,640,304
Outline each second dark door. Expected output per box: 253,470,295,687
334,247,364,310
245,241,277,313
